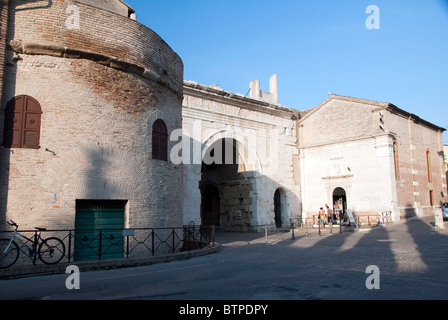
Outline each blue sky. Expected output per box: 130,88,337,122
126,0,448,144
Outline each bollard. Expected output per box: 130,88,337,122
291,221,295,240
339,216,342,234
264,225,269,245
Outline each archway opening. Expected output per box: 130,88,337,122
333,187,347,222
274,189,282,228
200,138,253,230
201,184,221,227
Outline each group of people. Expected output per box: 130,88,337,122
318,202,342,228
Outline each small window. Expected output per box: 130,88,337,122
393,140,400,180
2,95,42,149
429,190,434,207
152,119,168,161
426,149,432,183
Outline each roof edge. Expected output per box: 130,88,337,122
183,80,299,119
298,94,445,132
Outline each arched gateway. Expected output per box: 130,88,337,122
182,80,301,231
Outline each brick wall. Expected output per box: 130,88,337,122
386,109,446,218
444,145,448,198
0,0,183,230
300,95,383,147
11,0,182,92
0,0,9,106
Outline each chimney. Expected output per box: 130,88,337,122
250,79,261,99
269,74,279,104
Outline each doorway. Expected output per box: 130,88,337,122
200,138,253,230
74,200,126,261
201,184,221,227
332,187,347,222
274,189,283,228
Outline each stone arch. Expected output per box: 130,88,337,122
200,134,256,231
6,85,51,107
201,129,262,175
40,144,148,204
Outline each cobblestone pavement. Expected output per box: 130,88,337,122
0,216,447,300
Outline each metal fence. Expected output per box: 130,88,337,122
303,213,392,228
297,213,392,237
0,224,215,267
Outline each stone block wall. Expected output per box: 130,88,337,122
182,81,301,231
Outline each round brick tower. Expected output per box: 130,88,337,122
0,0,184,232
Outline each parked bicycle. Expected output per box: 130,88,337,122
0,220,66,269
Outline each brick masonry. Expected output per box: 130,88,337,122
0,0,183,231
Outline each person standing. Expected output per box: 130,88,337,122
334,201,340,222
318,207,325,229
324,204,328,223
326,204,333,224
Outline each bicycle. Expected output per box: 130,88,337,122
0,220,66,269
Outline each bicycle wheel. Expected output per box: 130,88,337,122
38,237,65,265
0,238,19,269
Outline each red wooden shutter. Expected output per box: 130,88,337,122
22,97,41,148
3,96,41,149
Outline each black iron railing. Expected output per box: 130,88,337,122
0,224,215,267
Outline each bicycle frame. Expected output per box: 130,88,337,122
5,222,45,264
13,230,40,260
1,220,66,269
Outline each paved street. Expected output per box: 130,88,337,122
0,216,447,301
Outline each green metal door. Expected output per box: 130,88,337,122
74,200,126,261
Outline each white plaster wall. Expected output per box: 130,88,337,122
182,83,300,230
300,134,397,220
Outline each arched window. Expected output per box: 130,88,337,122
2,95,42,149
152,119,168,161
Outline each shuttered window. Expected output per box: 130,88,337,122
152,119,168,161
3,95,41,149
